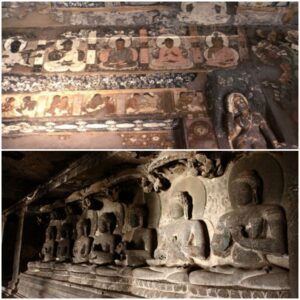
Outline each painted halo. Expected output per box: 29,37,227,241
4,37,27,52
206,31,229,48
156,34,181,48
108,36,131,48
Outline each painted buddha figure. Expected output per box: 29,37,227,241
227,93,280,149
41,226,57,262
115,205,154,267
100,38,138,70
148,192,207,267
204,32,238,68
56,223,73,262
2,38,31,72
151,37,192,70
72,220,92,264
44,39,86,72
89,213,117,265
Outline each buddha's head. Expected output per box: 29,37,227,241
62,39,73,51
212,33,224,48
164,38,174,49
116,38,126,50
10,40,22,53
230,170,262,208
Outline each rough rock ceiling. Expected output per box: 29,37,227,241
2,151,156,211
2,152,86,209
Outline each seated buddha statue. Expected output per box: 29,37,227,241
190,171,289,289
56,223,73,262
115,205,155,267
44,39,86,72
89,213,118,265
147,192,207,267
41,226,57,262
72,219,92,264
99,38,138,70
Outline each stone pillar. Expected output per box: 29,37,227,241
2,214,7,241
8,205,27,292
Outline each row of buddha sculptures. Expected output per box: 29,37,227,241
3,31,239,72
40,170,289,288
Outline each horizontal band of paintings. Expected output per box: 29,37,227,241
2,117,180,135
2,90,207,119
2,30,241,74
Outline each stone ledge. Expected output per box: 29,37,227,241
22,265,291,298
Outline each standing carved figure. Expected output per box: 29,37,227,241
227,93,280,149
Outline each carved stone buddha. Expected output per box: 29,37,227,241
89,213,118,265
72,219,92,264
41,226,57,262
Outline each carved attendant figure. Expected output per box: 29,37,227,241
227,93,280,149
